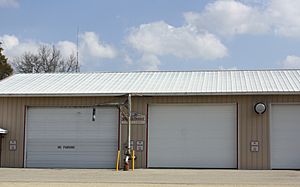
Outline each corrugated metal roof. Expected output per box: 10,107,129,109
0,70,300,96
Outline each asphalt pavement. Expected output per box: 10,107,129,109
0,168,300,186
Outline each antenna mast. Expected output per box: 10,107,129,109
76,27,79,72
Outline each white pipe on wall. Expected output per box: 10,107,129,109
127,94,132,150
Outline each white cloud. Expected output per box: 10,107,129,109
0,32,117,66
139,54,161,71
80,32,117,59
124,54,133,65
281,55,300,68
184,0,269,36
127,21,227,70
0,34,19,50
218,66,238,70
57,41,77,58
0,35,40,61
183,0,300,38
0,0,18,8
127,21,227,60
268,0,300,38
239,0,269,7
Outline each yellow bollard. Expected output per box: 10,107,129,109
116,150,120,171
131,150,135,171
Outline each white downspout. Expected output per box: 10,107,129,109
128,93,132,150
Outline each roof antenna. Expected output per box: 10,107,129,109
76,26,80,72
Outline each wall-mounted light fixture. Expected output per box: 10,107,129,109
254,102,266,114
0,128,8,135
92,108,96,121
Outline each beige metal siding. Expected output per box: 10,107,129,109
0,97,125,168
1,95,300,169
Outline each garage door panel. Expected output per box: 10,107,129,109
27,153,116,160
26,161,114,168
27,142,117,151
271,104,300,169
26,107,118,168
148,104,237,168
27,133,117,140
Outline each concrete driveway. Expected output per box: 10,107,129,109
0,168,300,187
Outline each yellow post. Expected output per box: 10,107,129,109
116,150,120,171
131,150,135,171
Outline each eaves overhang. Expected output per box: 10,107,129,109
0,91,299,97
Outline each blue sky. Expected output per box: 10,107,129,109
1,0,300,72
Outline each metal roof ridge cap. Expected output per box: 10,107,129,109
9,69,300,76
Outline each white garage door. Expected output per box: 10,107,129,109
25,107,118,168
271,104,300,169
148,104,237,168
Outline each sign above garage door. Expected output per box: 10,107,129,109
121,112,146,125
